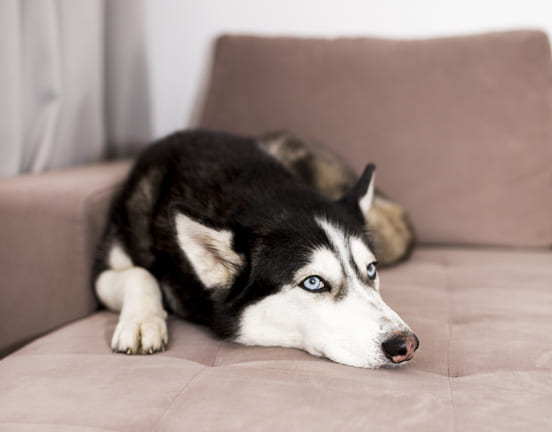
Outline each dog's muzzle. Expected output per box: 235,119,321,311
382,332,420,363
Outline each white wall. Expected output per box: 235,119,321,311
144,0,552,139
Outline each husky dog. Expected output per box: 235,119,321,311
94,129,419,368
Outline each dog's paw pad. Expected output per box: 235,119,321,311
111,315,168,355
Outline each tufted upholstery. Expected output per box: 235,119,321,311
1,247,551,431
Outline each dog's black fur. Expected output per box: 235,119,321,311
93,129,374,339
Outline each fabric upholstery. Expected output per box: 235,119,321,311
0,160,131,354
199,31,552,247
1,247,551,431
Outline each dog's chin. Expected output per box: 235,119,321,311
313,349,397,369
358,358,412,369
328,357,400,369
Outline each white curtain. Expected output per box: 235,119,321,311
0,0,152,177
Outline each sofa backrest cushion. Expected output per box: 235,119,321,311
198,31,552,247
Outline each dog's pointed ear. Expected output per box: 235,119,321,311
174,212,244,289
338,163,376,219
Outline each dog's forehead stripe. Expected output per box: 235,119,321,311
309,248,343,283
316,218,350,263
316,217,375,282
350,237,376,272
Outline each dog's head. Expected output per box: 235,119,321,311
174,164,418,368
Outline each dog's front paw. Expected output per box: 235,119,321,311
111,314,168,355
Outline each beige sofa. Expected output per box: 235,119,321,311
1,30,551,431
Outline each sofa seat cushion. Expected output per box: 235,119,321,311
1,247,551,431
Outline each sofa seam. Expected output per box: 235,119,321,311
154,366,208,431
212,341,224,367
444,255,457,432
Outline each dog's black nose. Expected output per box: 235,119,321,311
382,332,419,363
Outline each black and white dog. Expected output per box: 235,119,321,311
94,129,418,368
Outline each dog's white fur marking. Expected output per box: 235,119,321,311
350,237,378,286
96,246,168,354
108,243,133,270
318,218,353,269
295,248,344,287
236,216,411,368
174,213,243,289
316,218,376,287
238,286,407,367
358,171,375,217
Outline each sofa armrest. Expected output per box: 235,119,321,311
0,160,132,355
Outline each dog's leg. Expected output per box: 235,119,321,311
96,265,168,354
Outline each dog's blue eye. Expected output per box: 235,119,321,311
301,276,325,292
367,263,377,280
